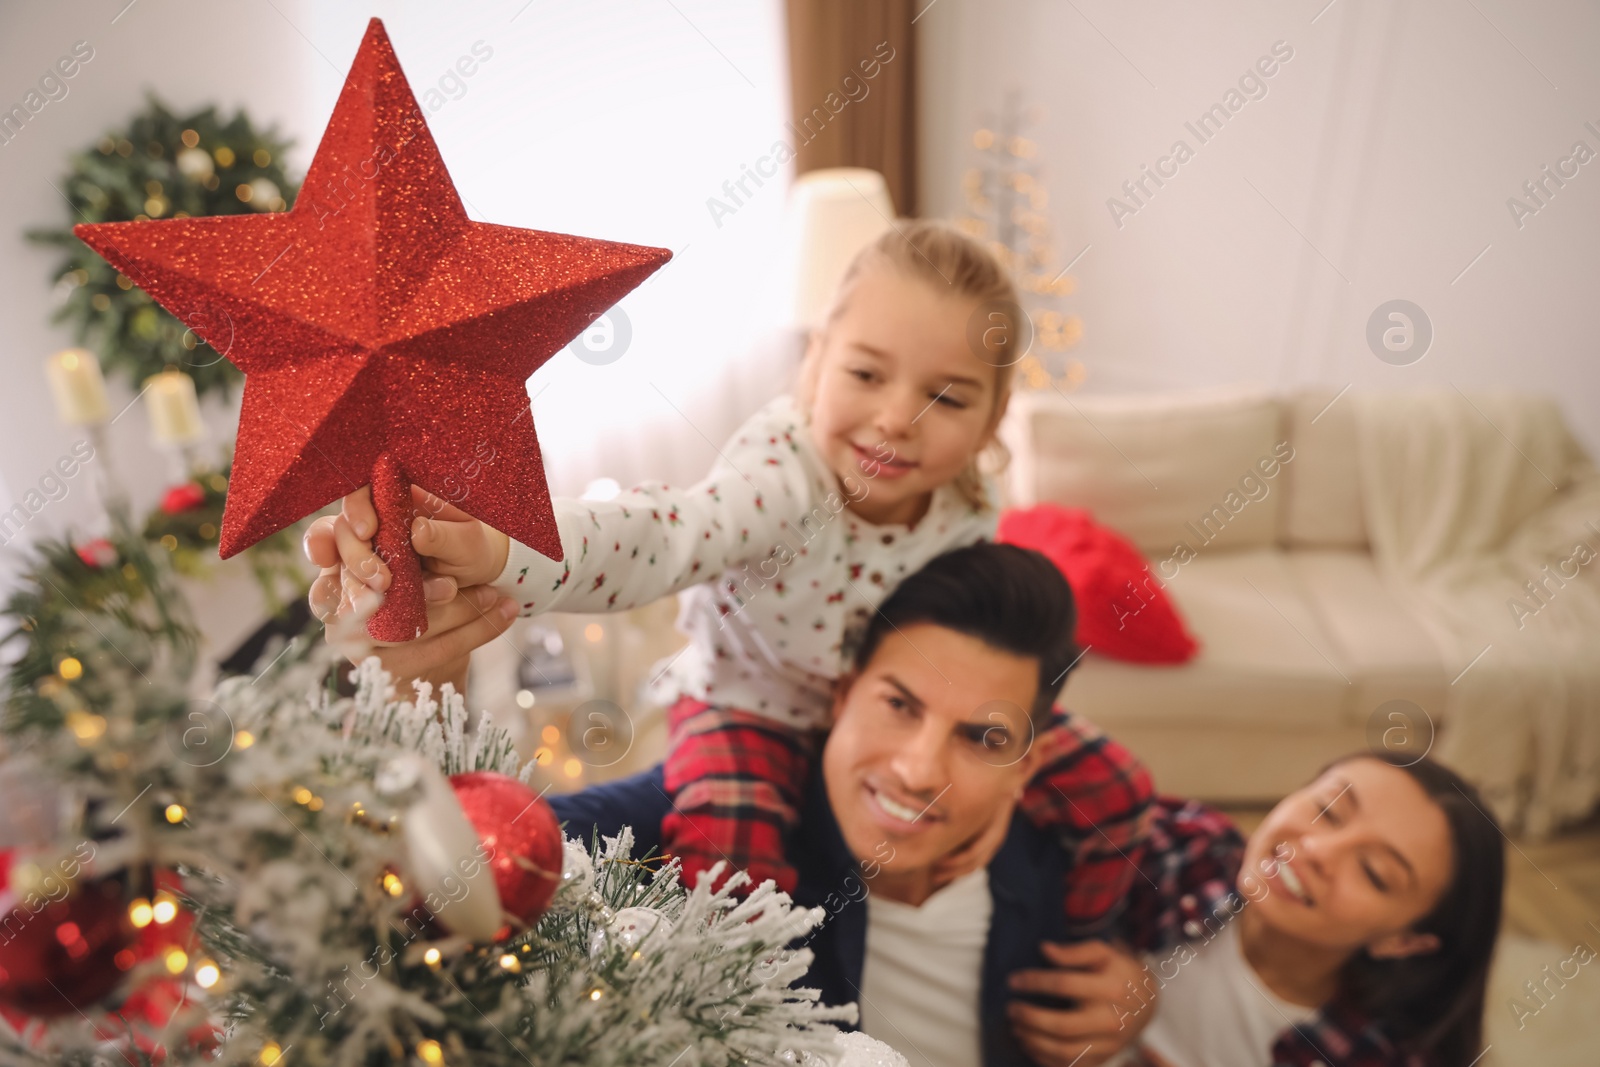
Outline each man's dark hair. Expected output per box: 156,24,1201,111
849,542,1080,725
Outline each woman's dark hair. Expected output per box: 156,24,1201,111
849,542,1080,725
1331,752,1505,1066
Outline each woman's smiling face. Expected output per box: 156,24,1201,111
1241,757,1456,956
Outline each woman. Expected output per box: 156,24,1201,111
1009,751,1505,1067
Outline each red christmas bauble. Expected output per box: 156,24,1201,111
160,481,207,514
74,538,117,568
0,865,137,1018
449,772,562,929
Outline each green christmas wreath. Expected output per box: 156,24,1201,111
26,93,300,402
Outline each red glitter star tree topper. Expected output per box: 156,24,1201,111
74,18,671,641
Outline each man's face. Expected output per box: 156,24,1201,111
822,623,1041,890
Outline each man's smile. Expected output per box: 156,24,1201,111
863,779,944,833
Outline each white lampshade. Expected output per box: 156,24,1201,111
780,168,895,330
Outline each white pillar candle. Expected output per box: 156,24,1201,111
145,370,205,444
45,348,110,425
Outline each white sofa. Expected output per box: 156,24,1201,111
999,386,1450,802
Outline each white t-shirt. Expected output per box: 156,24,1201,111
858,868,992,1067
1132,920,1319,1067
492,394,999,728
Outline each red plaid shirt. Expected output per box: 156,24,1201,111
661,698,1155,934
1119,798,1430,1067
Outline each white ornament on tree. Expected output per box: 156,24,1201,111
588,904,672,958
378,752,502,941
810,1031,910,1067
557,837,595,901
610,906,672,949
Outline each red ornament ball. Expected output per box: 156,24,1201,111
74,538,117,569
0,864,137,1018
448,772,562,929
160,481,207,515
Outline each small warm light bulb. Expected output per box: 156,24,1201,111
588,988,603,1001
58,656,83,680
259,1042,282,1066
417,1039,444,1065
292,786,313,805
563,758,582,779
152,895,179,925
194,960,220,988
164,947,189,974
541,725,560,745
515,689,536,709
67,711,106,742
235,729,255,749
498,953,521,973
584,623,604,643
382,872,404,897
307,796,324,812
165,803,187,824
128,899,153,928
423,947,442,968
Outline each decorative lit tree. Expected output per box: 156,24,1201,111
956,91,1087,394
26,94,299,402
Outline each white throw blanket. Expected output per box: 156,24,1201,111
1355,391,1600,835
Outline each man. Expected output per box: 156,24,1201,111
552,543,1154,1067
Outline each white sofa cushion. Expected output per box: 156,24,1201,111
1288,550,1449,727
1001,387,1289,556
1061,549,1351,730
1281,389,1369,549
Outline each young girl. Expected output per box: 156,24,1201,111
307,220,1151,928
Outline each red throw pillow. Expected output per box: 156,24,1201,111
998,504,1199,664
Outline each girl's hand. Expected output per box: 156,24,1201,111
303,485,510,589
304,499,520,694
311,563,520,692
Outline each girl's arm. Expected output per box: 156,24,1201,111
304,404,827,619
493,412,825,616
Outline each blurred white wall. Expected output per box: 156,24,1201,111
919,0,1600,457
0,0,317,556
0,0,792,570
298,1,794,496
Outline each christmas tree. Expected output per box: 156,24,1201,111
0,509,874,1065
956,91,1087,394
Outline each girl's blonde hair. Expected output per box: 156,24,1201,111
796,218,1018,511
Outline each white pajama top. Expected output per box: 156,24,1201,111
491,394,999,727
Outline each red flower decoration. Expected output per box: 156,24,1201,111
74,539,117,569
160,482,207,515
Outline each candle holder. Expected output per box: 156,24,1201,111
145,370,207,485
84,423,129,517
44,347,127,524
